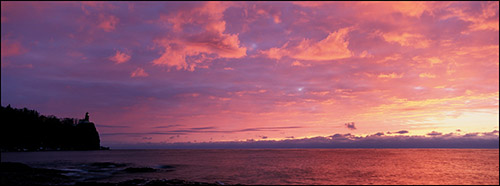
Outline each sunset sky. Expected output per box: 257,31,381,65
1,1,499,148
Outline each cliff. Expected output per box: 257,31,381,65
75,122,100,150
0,105,103,151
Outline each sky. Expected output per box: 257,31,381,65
1,1,499,148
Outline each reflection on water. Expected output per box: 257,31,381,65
2,149,499,185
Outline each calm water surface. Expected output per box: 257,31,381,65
2,149,499,185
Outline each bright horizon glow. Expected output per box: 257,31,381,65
1,1,498,148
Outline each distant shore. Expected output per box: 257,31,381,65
1,162,229,186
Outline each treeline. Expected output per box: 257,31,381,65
0,105,103,151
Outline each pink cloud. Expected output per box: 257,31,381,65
98,14,119,32
359,1,442,17
262,28,353,61
152,2,246,71
130,67,148,78
293,2,447,18
443,1,499,32
1,61,33,69
1,39,26,58
109,50,131,64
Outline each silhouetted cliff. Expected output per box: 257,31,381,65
0,105,104,151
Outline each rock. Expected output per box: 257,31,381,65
158,165,175,169
144,179,211,186
123,167,157,173
1,162,71,186
2,162,238,186
74,182,116,186
117,179,148,186
1,162,32,172
91,162,127,168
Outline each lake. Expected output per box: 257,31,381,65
2,149,499,185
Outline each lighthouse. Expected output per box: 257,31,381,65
84,112,89,121
78,112,90,124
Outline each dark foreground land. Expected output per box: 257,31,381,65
1,105,104,152
1,162,229,186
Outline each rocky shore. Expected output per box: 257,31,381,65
1,162,231,186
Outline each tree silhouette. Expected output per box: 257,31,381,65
0,105,102,151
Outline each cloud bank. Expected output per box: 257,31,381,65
110,130,499,149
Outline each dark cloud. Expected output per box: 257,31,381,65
374,132,384,136
344,122,356,130
328,133,359,141
483,130,499,136
96,124,129,128
102,126,303,136
101,132,187,136
330,133,344,138
464,133,479,137
142,137,152,140
189,127,217,130
394,130,409,134
237,126,303,132
154,125,183,128
427,131,443,136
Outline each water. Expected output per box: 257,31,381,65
2,149,499,185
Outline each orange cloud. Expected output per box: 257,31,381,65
412,56,443,67
381,32,431,48
376,54,402,63
419,73,436,78
309,91,330,96
130,68,148,78
377,72,404,79
262,28,353,61
291,60,311,67
109,50,131,64
362,1,445,17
